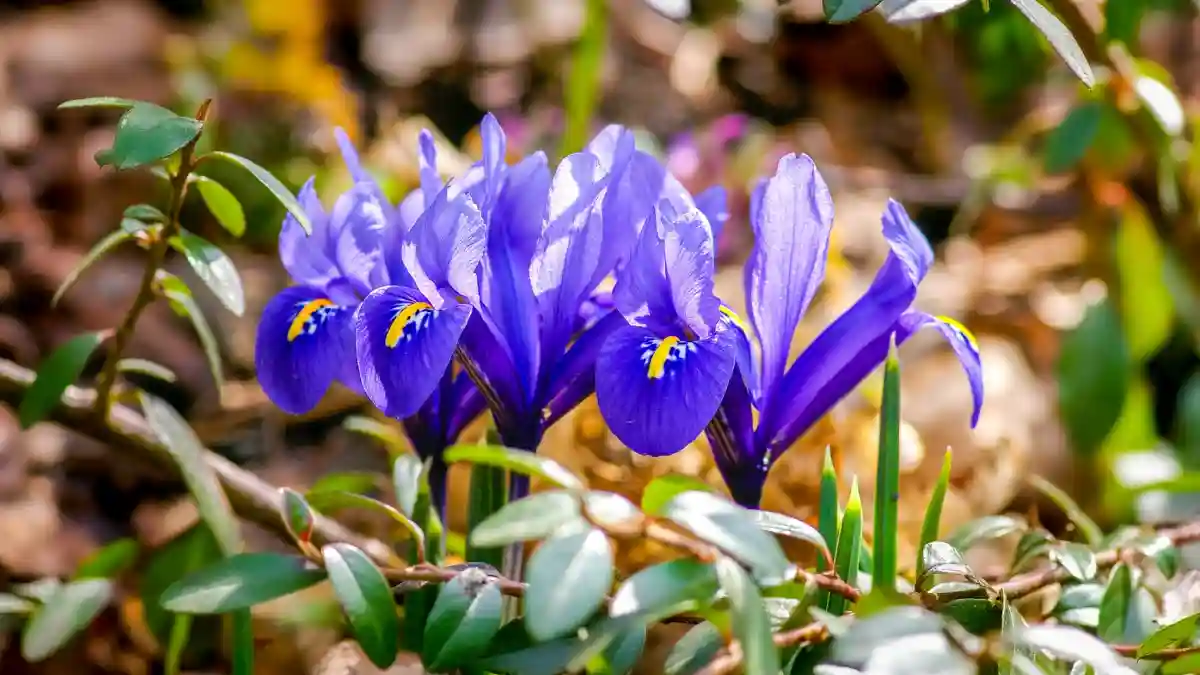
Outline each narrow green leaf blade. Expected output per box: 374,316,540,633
560,0,607,157
874,340,901,592
194,176,246,237
231,609,253,675
524,527,613,642
322,543,400,669
139,392,241,554
21,579,114,662
162,277,224,391
818,447,839,573
115,358,177,383
444,444,583,489
170,230,245,316
829,478,862,615
715,557,779,675
52,229,134,307
1011,0,1096,87
20,331,108,428
918,449,952,575
203,151,311,234
1098,562,1133,642
58,97,139,110
466,463,508,571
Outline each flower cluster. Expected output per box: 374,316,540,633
256,115,983,510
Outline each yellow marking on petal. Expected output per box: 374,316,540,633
935,315,979,351
386,302,433,347
647,336,681,380
719,305,751,335
287,299,334,342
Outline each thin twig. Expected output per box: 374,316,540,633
93,100,210,416
1113,643,1200,661
696,621,829,675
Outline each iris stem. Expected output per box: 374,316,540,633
93,99,211,417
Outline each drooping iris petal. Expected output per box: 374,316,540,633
612,210,674,333
758,199,935,454
355,285,472,419
596,323,737,457
746,153,834,402
479,152,551,400
897,310,984,426
532,151,609,362
694,186,729,244
330,183,391,293
663,208,720,338
255,286,357,415
402,187,487,307
279,178,336,287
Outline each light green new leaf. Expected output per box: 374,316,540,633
20,331,108,428
75,538,139,579
193,176,246,237
21,579,113,662
641,474,715,516
818,447,839,573
444,444,583,489
59,97,139,110
52,229,135,307
828,478,863,616
202,151,311,234
918,449,953,574
160,274,224,390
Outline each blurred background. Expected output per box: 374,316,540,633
0,0,1197,672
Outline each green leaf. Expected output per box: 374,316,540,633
21,579,114,661
524,527,613,641
874,340,901,592
20,331,108,428
948,515,1026,552
160,552,325,613
59,97,139,110
345,415,409,457
1051,542,1097,581
75,538,139,579
1114,200,1175,361
824,0,885,23
480,633,591,675
202,151,312,234
876,0,972,23
231,609,253,675
392,453,423,517
444,444,583,489
307,471,379,496
115,358,177,383
591,622,646,675
96,103,202,170
139,524,222,642
139,392,241,555
193,176,246,237
1027,475,1102,546
830,606,946,667
52,229,134,307
1043,101,1103,174
610,559,718,618
160,273,224,390
1137,611,1199,657
304,490,424,554
715,556,778,675
828,478,862,615
1011,529,1056,573
942,598,1003,635
322,543,399,669
918,449,953,574
1098,563,1133,642
0,593,36,614
917,541,975,588
466,463,508,571
751,510,832,568
468,490,583,548
662,490,790,585
664,622,723,675
641,474,716,516
1104,0,1144,45
1010,0,1095,88
818,447,839,573
422,568,504,670
1166,653,1200,675
1011,625,1129,674
169,230,245,316
281,488,315,545
124,203,166,222
560,0,607,157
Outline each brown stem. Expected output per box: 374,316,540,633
93,100,210,417
1113,644,1200,661
696,621,829,675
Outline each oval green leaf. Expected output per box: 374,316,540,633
422,569,504,670
322,543,399,669
281,488,315,544
468,490,583,548
52,229,135,307
662,490,790,586
20,331,109,428
194,176,246,237
641,474,715,516
715,557,779,675
139,391,241,555
825,0,885,23
1011,0,1095,88
610,559,718,618
170,230,245,316
1138,611,1199,657
1043,101,1103,174
97,103,202,170
161,275,224,391
124,203,166,223
1051,542,1097,581
948,515,1026,552
1098,562,1132,642
160,552,325,613
21,579,113,662
444,444,583,489
75,538,139,579
391,453,423,518
752,510,832,567
664,622,723,675
203,151,311,234
524,526,613,642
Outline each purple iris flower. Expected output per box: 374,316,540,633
256,130,482,512
596,154,984,507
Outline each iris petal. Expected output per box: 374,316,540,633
596,323,737,457
694,186,729,244
355,285,472,419
402,187,487,307
663,208,720,338
612,209,674,333
330,184,391,294
898,310,984,427
542,311,625,427
279,178,336,287
417,129,441,203
255,286,357,415
746,153,834,402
